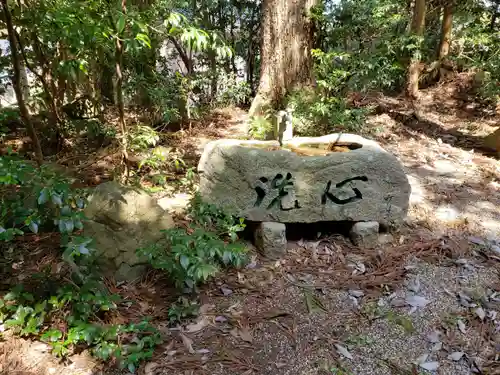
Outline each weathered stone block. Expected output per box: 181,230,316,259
83,182,174,280
198,134,411,227
254,222,287,259
350,221,380,248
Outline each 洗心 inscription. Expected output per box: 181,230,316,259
197,135,411,224
255,174,369,211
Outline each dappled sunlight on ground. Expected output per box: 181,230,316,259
0,335,100,375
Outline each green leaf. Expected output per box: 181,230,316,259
127,362,136,373
116,14,126,34
179,255,190,269
38,188,49,205
135,33,151,48
3,291,17,301
22,293,34,302
28,221,38,234
41,329,63,342
51,194,63,206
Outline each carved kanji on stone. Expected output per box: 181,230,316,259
321,176,368,205
254,172,301,211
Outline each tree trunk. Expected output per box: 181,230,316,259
437,2,453,60
246,40,255,99
406,0,426,99
114,1,129,175
19,59,30,101
249,0,317,116
1,0,43,165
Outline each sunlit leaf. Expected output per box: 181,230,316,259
135,33,151,48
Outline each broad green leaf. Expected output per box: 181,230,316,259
116,14,126,34
38,188,49,205
179,255,190,269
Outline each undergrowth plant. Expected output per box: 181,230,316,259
188,193,246,241
138,227,247,290
0,282,161,373
167,296,199,324
138,193,248,291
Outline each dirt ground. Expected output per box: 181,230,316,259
1,80,499,375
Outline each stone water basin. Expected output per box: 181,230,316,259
198,133,411,228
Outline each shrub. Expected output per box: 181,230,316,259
248,114,274,140
214,72,252,107
138,194,248,290
0,153,88,242
167,297,199,324
287,89,368,136
0,153,162,373
0,107,21,139
128,124,160,152
137,227,247,290
188,193,246,241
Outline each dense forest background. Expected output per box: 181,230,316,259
0,0,499,166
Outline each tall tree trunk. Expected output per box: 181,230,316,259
1,0,43,165
19,59,29,101
437,2,453,60
246,40,255,99
115,0,129,175
99,54,115,103
407,0,426,99
249,0,317,116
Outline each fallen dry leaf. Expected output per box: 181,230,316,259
144,362,158,375
427,330,441,343
415,353,429,364
448,352,465,361
430,342,442,352
199,304,214,315
457,319,467,334
348,289,365,298
180,332,195,354
474,307,486,321
276,361,288,369
419,361,439,371
334,344,353,360
405,295,430,308
215,315,227,323
239,326,253,343
185,316,209,333
407,275,421,293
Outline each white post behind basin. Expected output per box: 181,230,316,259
197,134,411,228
